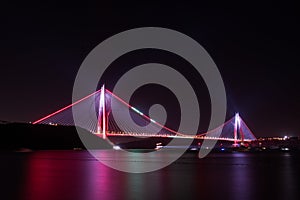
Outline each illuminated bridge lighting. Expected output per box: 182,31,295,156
32,85,257,143
150,119,156,123
131,106,144,116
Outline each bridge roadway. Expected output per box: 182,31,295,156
97,132,253,149
104,132,253,142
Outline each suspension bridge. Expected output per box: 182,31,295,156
32,85,256,149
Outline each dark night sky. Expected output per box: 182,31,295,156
0,2,299,137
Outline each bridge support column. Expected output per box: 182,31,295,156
233,113,240,147
97,85,106,139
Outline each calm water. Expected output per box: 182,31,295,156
0,150,299,200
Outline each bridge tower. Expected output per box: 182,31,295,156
233,113,241,146
97,85,107,139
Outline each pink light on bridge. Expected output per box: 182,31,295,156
32,90,102,124
105,89,187,136
32,87,257,142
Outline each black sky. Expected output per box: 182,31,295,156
0,2,299,137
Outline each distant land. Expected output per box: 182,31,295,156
0,122,94,151
0,122,299,152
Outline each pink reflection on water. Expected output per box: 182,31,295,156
21,151,129,200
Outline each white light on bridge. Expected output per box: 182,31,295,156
131,107,144,116
150,119,156,123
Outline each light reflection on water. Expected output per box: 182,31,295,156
0,150,299,200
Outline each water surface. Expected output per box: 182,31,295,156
1,150,299,200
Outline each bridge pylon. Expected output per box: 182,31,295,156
96,85,107,139
233,113,240,147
